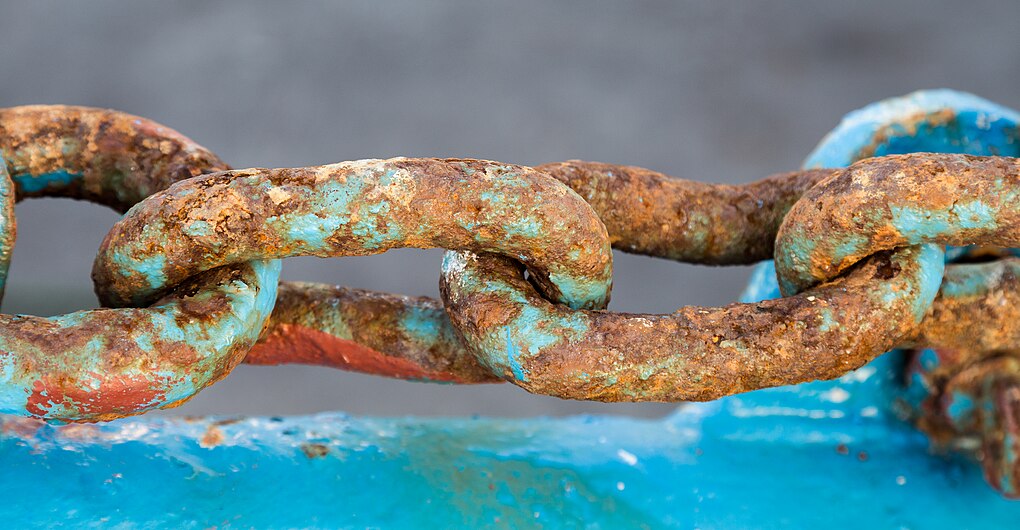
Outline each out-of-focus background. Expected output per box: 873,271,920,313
1,1,1017,418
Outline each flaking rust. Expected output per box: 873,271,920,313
92,158,614,311
440,246,943,401
905,352,1020,497
247,282,498,383
537,161,835,263
0,106,275,422
243,162,838,383
0,105,228,209
775,153,1020,294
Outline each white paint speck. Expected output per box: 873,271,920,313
616,481,626,491
267,187,292,205
617,449,638,466
896,475,907,486
820,387,850,403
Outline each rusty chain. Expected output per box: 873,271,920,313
1,97,1020,492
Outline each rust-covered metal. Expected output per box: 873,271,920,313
0,105,277,422
0,160,15,301
905,351,1020,498
0,105,228,210
241,161,838,383
775,153,1020,295
235,157,1020,389
92,158,614,311
537,161,835,263
247,282,498,384
0,260,278,422
439,245,944,401
905,259,1020,353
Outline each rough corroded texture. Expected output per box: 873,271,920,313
537,161,835,263
240,158,1020,386
0,105,278,422
0,161,15,300
92,158,613,311
775,153,1020,295
905,259,1020,353
0,260,278,422
440,245,944,401
0,105,228,210
905,352,1020,497
241,161,834,383
247,282,498,383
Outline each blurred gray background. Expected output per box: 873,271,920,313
1,1,1017,418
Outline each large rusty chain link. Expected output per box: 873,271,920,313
2,92,1020,492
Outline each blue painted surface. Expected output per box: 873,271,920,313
10,169,82,194
4,89,1020,526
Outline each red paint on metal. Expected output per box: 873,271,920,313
26,375,168,420
247,324,471,383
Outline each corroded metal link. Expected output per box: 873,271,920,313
246,281,499,383
0,261,278,422
906,353,1020,497
238,163,835,384
92,158,614,311
439,245,943,401
0,160,15,300
0,105,229,210
0,105,278,422
775,153,1020,295
238,157,1020,386
536,161,835,263
905,259,1020,352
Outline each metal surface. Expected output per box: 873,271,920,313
92,158,613,311
0,107,279,422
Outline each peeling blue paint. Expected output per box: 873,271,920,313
399,306,443,344
505,328,528,382
11,169,82,193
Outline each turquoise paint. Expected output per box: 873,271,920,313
511,305,588,356
941,263,999,298
831,233,868,265
350,200,407,250
947,391,975,426
739,260,780,303
775,235,816,294
954,200,999,230
478,190,503,204
889,201,998,241
817,307,836,332
504,328,528,382
908,244,946,321
503,216,544,240
547,269,613,311
11,169,82,193
281,175,366,248
918,348,940,371
182,219,214,237
284,211,346,248
133,254,168,290
399,306,443,344
3,387,1019,528
804,89,1020,168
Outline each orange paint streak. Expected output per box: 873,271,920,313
247,324,469,383
26,374,168,421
